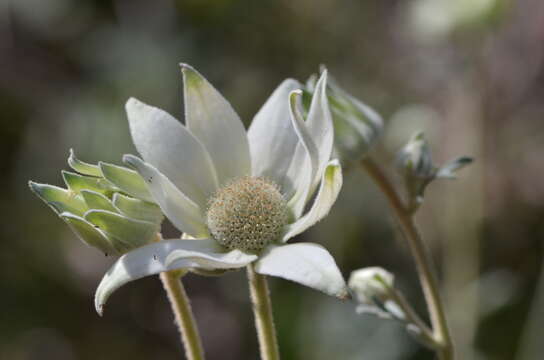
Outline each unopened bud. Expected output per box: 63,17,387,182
29,150,163,256
303,70,383,164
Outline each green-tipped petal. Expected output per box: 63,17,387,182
62,171,116,196
99,162,154,203
125,97,218,207
181,63,251,184
84,210,159,251
112,193,163,223
283,159,343,242
80,190,118,213
29,181,87,216
68,149,102,177
60,212,115,255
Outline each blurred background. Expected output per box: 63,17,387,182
2,0,544,359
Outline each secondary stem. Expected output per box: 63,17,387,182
160,270,205,360
247,264,280,360
361,157,454,360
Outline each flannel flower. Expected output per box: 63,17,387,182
95,64,347,314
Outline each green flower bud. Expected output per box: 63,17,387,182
397,132,473,209
29,150,163,256
303,70,383,164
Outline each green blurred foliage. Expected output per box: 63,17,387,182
2,0,544,359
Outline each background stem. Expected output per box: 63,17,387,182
247,264,280,360
361,157,454,359
160,271,205,360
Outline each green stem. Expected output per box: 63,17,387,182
160,271,205,360
361,157,454,360
247,264,280,360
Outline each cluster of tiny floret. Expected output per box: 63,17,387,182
206,176,287,253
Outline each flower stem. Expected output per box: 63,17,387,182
361,157,454,360
160,270,205,360
247,264,280,360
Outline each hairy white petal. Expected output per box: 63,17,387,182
255,243,348,298
248,79,302,187
126,97,218,207
124,155,208,238
95,239,256,315
306,70,334,195
285,90,319,218
181,64,251,185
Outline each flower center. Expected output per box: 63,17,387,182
206,176,287,253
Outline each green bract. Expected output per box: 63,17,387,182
29,150,163,255
303,70,383,164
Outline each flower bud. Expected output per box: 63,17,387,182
303,70,383,164
397,132,473,208
348,267,395,305
29,150,163,256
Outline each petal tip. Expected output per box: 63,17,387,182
122,154,140,169
125,97,144,112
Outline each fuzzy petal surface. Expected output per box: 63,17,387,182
283,160,342,241
124,155,208,238
255,243,348,298
248,79,302,188
95,239,257,315
126,97,218,207
182,64,251,185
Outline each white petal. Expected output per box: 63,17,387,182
254,243,348,299
126,97,218,207
181,64,251,185
283,160,342,242
285,90,319,218
123,155,208,238
248,79,302,186
95,239,256,315
306,70,334,195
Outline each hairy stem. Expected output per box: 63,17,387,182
160,271,205,360
361,157,453,359
247,264,280,360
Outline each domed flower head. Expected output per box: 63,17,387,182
95,64,347,314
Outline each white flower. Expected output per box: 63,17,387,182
95,64,346,314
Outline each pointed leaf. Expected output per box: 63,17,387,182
84,210,158,250
81,190,118,213
112,193,163,223
99,162,154,203
436,156,473,179
68,149,102,177
62,171,116,196
60,212,115,255
29,181,87,216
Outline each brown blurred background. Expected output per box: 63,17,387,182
2,0,544,359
